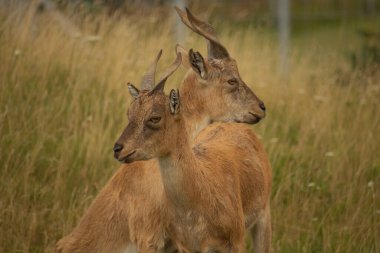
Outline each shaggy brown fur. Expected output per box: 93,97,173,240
55,7,271,253
55,59,270,253
112,89,271,253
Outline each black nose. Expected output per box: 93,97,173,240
259,101,266,111
113,143,123,155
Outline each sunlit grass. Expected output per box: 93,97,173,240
0,4,379,253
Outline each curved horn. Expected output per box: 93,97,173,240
140,49,162,91
174,6,195,32
174,6,229,59
150,51,182,94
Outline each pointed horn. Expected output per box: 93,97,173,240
174,6,195,33
140,49,162,91
185,8,229,59
150,51,182,94
174,6,229,59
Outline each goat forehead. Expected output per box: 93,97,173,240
129,94,166,118
128,97,150,121
209,58,239,77
210,57,236,66
224,60,238,73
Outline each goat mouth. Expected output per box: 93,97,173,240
119,150,136,163
247,112,262,124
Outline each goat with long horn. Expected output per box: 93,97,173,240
55,8,270,253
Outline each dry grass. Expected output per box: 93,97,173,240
0,3,379,253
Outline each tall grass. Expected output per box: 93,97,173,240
0,4,379,253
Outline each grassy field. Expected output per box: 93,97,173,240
0,3,379,253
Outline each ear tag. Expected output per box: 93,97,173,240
170,89,180,115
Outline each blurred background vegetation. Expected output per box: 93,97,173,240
0,0,379,252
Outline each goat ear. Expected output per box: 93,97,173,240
176,44,191,69
169,89,180,115
189,49,207,79
127,83,139,98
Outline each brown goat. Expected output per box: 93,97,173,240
114,76,271,253
55,7,270,253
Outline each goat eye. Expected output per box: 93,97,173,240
227,78,238,86
149,116,161,124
